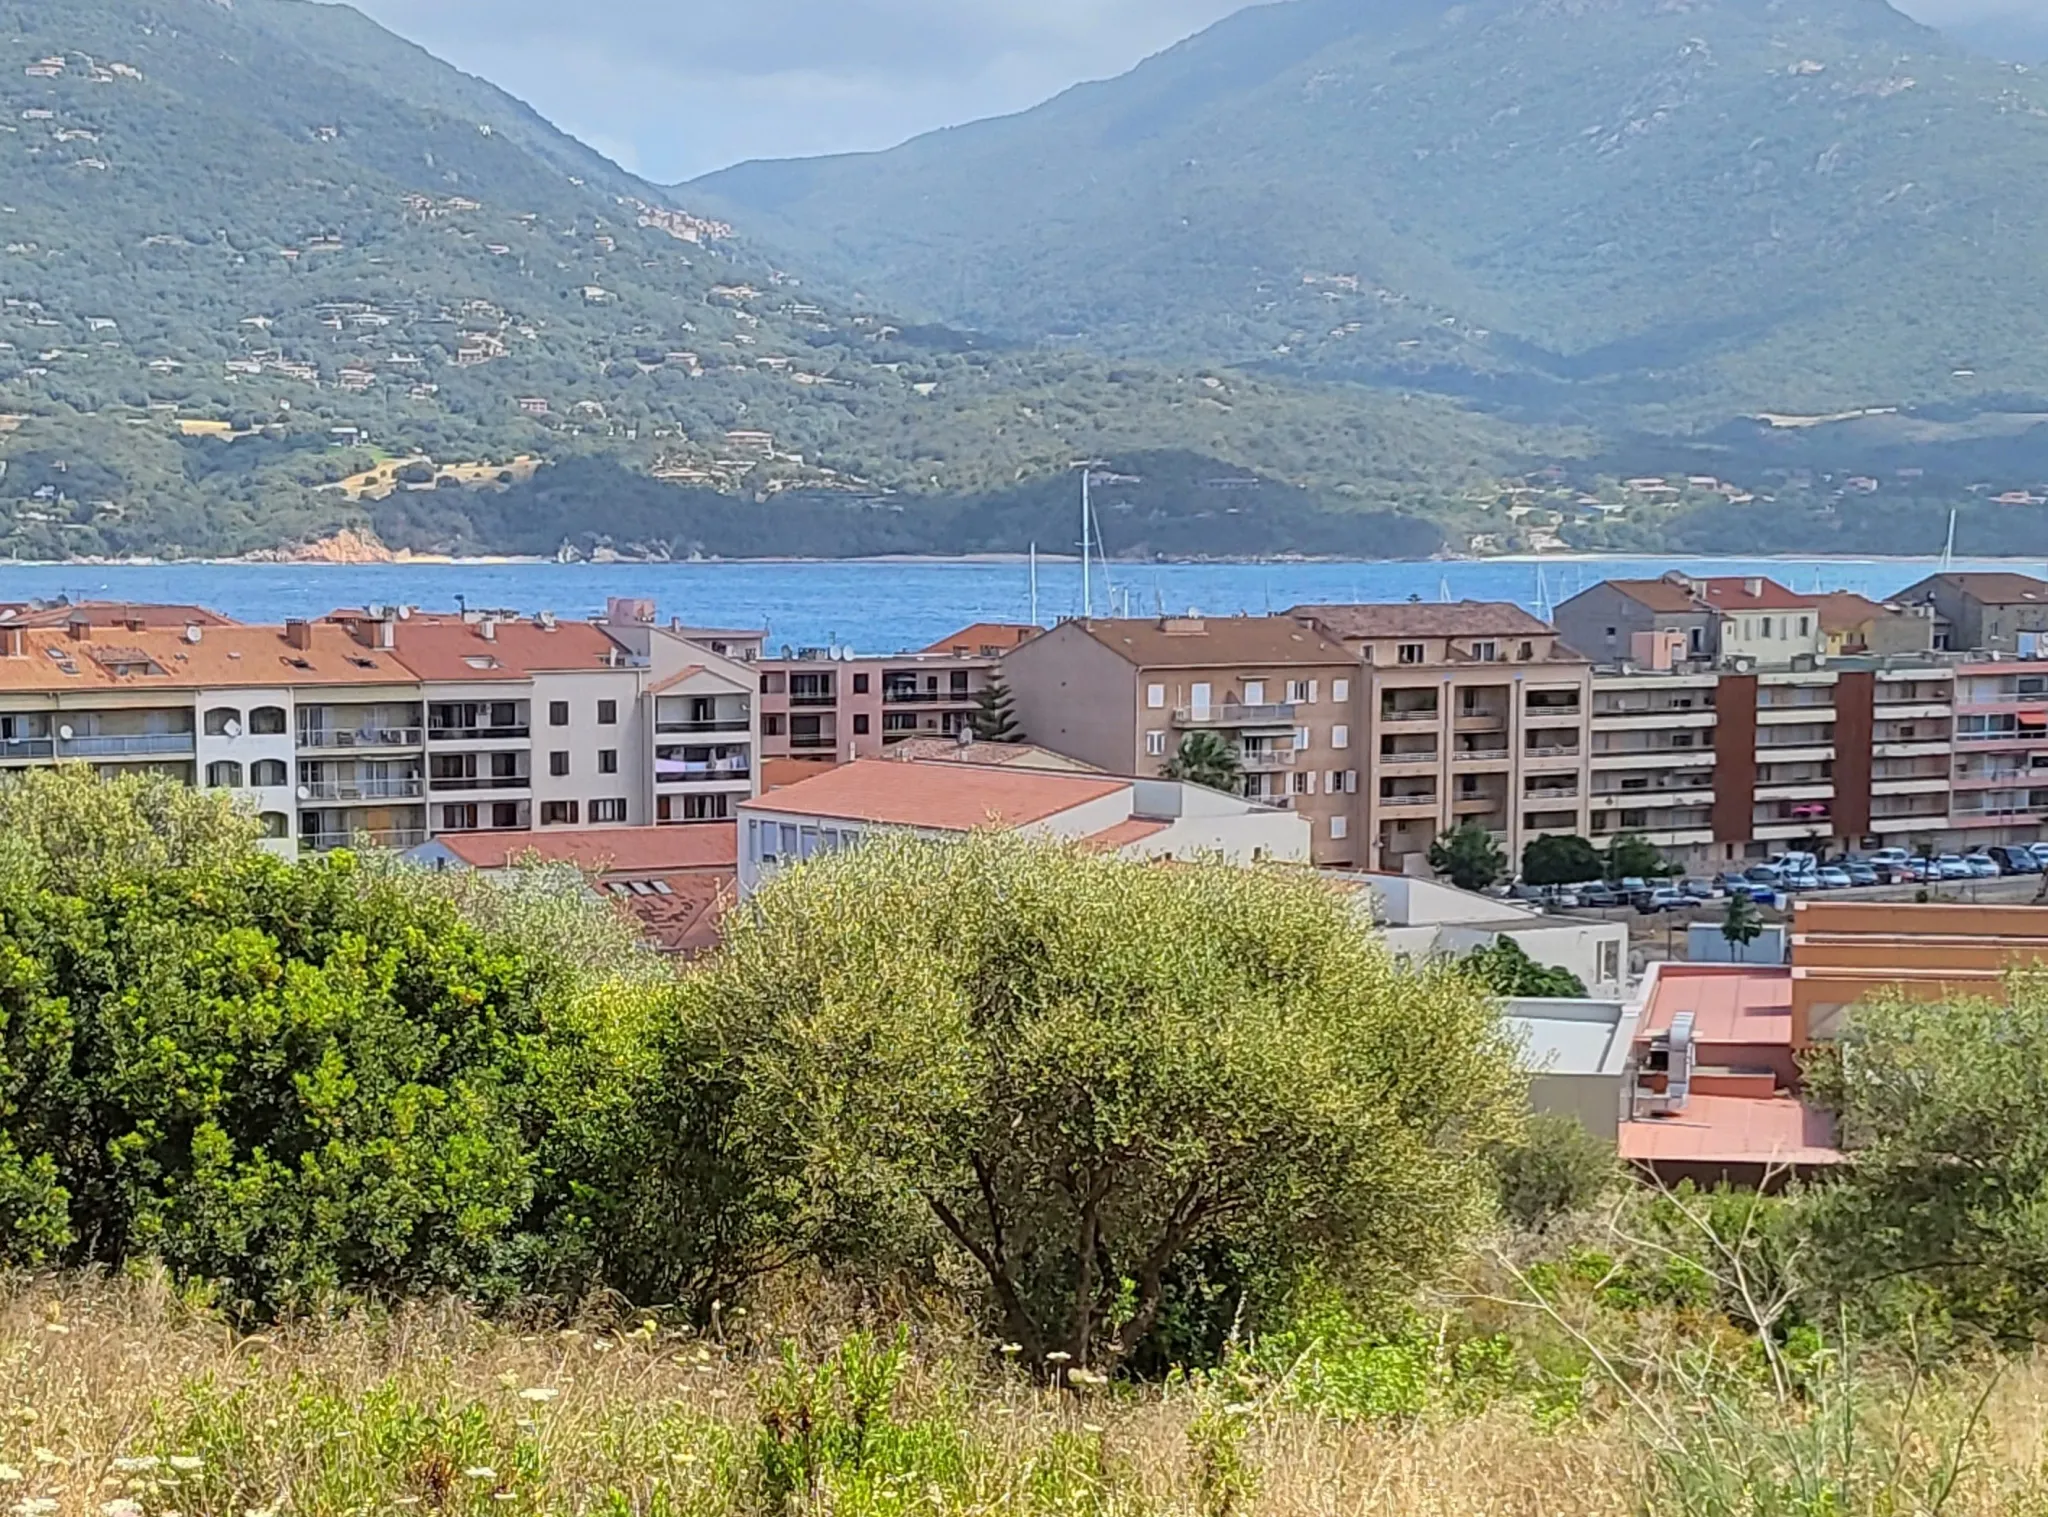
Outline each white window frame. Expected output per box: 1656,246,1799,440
1333,678,1350,702
1147,683,1166,709
1146,730,1167,757
1332,724,1350,750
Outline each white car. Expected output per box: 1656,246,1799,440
1962,853,2001,879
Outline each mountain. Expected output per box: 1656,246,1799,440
0,0,1542,560
691,0,2048,429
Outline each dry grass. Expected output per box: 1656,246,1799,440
1,1274,2047,1516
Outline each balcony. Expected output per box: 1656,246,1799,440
300,778,425,802
1453,713,1508,733
298,724,424,752
0,736,55,761
788,691,838,708
58,732,194,758
430,725,530,742
1591,748,1707,768
429,775,532,792
1379,706,1440,725
1173,702,1298,728
1524,744,1584,767
301,828,428,854
1593,708,1716,730
1239,748,1298,771
789,734,837,751
883,689,973,706
1452,744,1511,765
1525,785,1581,804
1378,749,1439,769
657,758,754,785
1757,704,1837,725
655,717,753,735
1378,792,1439,811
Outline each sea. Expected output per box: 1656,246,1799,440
0,555,2038,654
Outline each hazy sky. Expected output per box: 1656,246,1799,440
343,0,2048,184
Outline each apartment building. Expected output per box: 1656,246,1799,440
0,615,420,857
1814,591,1935,657
1001,615,1361,863
1946,655,2048,848
1555,577,1719,666
736,757,1310,895
598,601,762,828
1290,602,1591,873
1898,571,2048,654
756,639,1002,763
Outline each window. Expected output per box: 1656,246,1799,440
1332,679,1350,702
549,751,570,777
763,714,784,736
541,800,579,826
442,803,478,831
1599,941,1620,986
1472,640,1498,662
1147,684,1166,709
591,798,627,823
205,760,243,788
1518,642,1534,661
598,699,618,725
1799,616,1811,636
853,673,870,694
257,811,288,839
1344,770,1359,794
1285,680,1307,703
1294,726,1310,751
1146,730,1166,757
1397,643,1424,665
598,749,618,774
853,713,870,734
1330,816,1348,841
1190,682,1212,714
492,802,521,829
250,706,286,735
1291,771,1310,795
251,759,288,787
203,707,243,737
683,793,729,821
1332,724,1350,750
549,701,569,727
1244,680,1265,706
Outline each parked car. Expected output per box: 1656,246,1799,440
1989,845,2043,875
1936,854,1971,880
1817,866,1853,889
1963,853,2001,879
1744,864,1784,886
2029,842,2048,869
1786,870,1823,891
1680,877,1717,901
1577,884,1620,908
1643,887,1689,913
1550,887,1582,909
1844,862,1879,887
1868,847,1913,869
1716,872,1759,899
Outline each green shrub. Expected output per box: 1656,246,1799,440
1490,1113,1619,1230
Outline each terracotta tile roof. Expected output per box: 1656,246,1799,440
884,738,1102,772
1289,601,1553,639
0,601,237,628
1695,577,1817,613
1905,571,2048,605
921,622,1041,656
761,757,836,791
1813,590,1888,633
741,757,1127,830
364,617,630,681
0,623,413,692
1602,579,1709,614
431,825,737,873
1073,616,1356,668
599,870,736,957
1083,817,1171,850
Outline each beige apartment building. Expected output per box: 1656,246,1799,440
1288,603,1592,873
1002,616,1362,863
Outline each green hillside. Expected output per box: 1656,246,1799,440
0,0,1547,560
691,0,2048,427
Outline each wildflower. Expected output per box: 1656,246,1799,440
1067,1368,1107,1386
1082,1423,1105,1435
168,1458,203,1474
100,1499,143,1517
13,1497,58,1516
999,1343,1022,1356
0,1469,19,1485
111,1458,158,1474
1222,1401,1255,1416
516,1387,559,1403
463,1468,496,1482
1044,1351,1072,1364
492,1494,516,1502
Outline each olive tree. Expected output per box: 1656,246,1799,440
694,831,1525,1371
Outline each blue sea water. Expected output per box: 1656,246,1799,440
0,555,2037,653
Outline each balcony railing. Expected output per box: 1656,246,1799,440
883,689,973,705
1378,793,1439,810
788,734,837,751
1173,702,1298,728
301,828,428,854
1526,744,1584,759
655,718,753,735
429,775,532,792
1239,748,1298,770
298,725,424,751
788,692,837,707
300,778,425,802
0,736,55,760
658,759,754,784
58,732,194,757
429,725,530,742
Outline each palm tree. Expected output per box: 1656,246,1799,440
1163,730,1243,794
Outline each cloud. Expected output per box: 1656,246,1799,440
339,0,1245,181
339,0,2048,184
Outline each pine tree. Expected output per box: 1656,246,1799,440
971,679,1025,743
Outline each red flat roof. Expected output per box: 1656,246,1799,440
433,825,736,873
1619,1093,1840,1167
1639,964,1794,1046
740,758,1127,831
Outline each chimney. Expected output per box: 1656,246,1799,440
1744,577,1764,597
0,625,23,658
65,613,90,643
124,614,146,633
478,619,497,642
285,618,313,651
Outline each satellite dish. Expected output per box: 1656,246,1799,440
56,724,73,741
223,718,243,738
183,624,202,644
296,784,311,801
